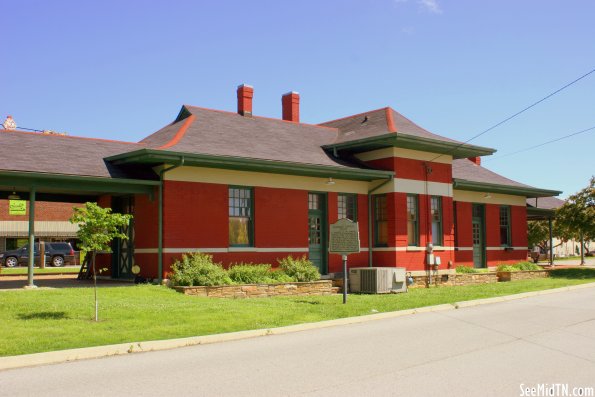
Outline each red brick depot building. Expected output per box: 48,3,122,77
0,85,560,280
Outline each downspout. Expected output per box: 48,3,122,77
367,175,394,267
158,157,185,283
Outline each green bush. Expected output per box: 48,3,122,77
497,261,542,272
497,265,518,272
278,255,321,282
268,270,296,283
229,263,277,284
516,262,541,271
456,266,480,273
170,253,232,286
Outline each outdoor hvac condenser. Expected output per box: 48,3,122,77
349,267,407,294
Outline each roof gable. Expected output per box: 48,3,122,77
140,105,354,169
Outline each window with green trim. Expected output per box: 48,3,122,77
338,193,357,221
374,195,387,246
407,194,419,246
499,205,511,247
430,196,443,246
229,187,253,246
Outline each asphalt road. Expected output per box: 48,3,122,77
1,287,595,397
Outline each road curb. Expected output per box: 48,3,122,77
2,282,595,371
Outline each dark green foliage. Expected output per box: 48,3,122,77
170,253,232,286
278,255,321,282
550,268,595,279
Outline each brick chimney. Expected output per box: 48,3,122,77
282,92,300,123
237,84,254,117
468,156,481,165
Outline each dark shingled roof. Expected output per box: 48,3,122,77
0,129,152,179
452,158,534,189
140,106,361,169
319,107,461,145
526,196,565,210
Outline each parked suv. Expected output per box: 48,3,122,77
0,242,76,267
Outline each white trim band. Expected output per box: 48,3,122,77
135,247,310,254
456,246,528,251
371,246,455,252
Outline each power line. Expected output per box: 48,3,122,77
429,66,595,162
484,124,595,161
13,126,43,132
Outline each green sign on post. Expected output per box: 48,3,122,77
9,200,27,216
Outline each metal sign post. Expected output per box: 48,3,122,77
342,254,348,304
329,219,360,304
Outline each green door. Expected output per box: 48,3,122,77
308,193,327,274
472,204,485,268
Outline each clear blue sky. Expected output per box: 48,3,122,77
3,0,594,197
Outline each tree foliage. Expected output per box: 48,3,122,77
528,220,550,249
70,202,132,253
555,177,595,243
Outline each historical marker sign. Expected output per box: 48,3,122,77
9,200,26,216
329,218,360,255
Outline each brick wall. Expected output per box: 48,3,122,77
0,200,82,221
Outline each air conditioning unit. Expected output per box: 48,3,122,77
349,267,407,294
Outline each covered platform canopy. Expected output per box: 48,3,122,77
0,128,160,287
526,196,566,265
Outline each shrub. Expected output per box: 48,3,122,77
516,261,541,271
278,255,321,282
170,252,232,286
228,263,276,284
456,266,480,274
497,261,542,272
496,265,518,272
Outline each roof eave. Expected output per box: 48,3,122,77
323,133,496,159
106,149,394,182
0,170,159,196
527,207,556,220
453,178,562,198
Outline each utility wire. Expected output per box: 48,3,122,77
483,124,595,161
13,126,43,132
429,66,595,162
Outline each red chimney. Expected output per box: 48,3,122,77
468,156,481,165
237,84,253,116
282,91,300,123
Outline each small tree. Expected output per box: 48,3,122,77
528,220,563,253
70,202,132,321
555,177,595,265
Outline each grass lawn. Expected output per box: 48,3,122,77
0,266,80,275
1,268,594,357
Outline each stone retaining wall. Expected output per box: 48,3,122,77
497,270,550,282
174,280,333,298
408,273,498,288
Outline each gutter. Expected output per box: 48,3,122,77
158,157,185,283
367,175,394,267
452,178,562,198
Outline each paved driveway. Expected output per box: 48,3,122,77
1,286,594,396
